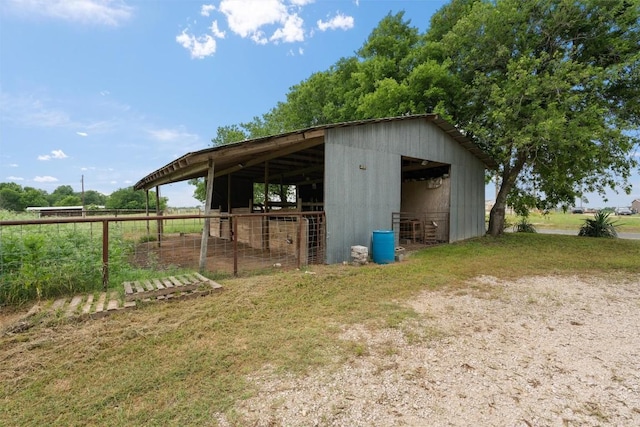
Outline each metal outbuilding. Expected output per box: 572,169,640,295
134,114,497,265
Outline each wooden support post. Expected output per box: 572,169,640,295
297,214,303,269
145,190,150,235
264,161,269,250
227,173,232,213
233,215,238,276
199,160,215,272
155,186,162,247
263,161,269,213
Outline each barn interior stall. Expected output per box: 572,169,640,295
134,128,330,271
397,156,451,246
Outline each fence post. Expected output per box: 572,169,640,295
297,214,303,269
102,220,109,290
233,215,238,276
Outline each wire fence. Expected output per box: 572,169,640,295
0,212,325,305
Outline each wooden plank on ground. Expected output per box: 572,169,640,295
107,299,119,311
169,276,184,287
133,281,145,293
26,304,41,317
123,282,133,296
82,294,94,315
95,293,106,313
179,275,193,285
107,292,120,311
66,295,83,317
143,280,155,291
51,298,66,311
192,272,211,283
118,272,223,305
189,272,223,291
171,276,200,293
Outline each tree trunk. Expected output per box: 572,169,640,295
487,186,509,236
487,153,527,236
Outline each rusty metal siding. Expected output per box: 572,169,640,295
324,118,486,263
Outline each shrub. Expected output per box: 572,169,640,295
514,216,537,233
578,211,618,238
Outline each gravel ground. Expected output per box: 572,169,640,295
216,275,640,426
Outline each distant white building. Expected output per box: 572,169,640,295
26,206,105,217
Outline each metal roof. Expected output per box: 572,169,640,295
134,114,497,191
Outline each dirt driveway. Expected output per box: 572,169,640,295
216,275,640,426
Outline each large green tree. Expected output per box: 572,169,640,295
0,183,50,211
48,185,75,206
0,182,25,211
430,0,639,235
106,187,166,210
196,3,638,235
83,190,108,206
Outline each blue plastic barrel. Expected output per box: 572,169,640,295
372,230,395,264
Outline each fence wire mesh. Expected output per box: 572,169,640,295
0,212,325,304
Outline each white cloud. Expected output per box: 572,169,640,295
287,46,305,56
6,176,24,181
9,163,19,167
219,0,288,38
251,31,268,45
7,0,133,26
38,150,68,161
0,92,81,129
201,4,215,17
179,0,352,55
34,176,59,183
317,13,354,31
147,128,198,143
219,0,308,44
76,131,88,137
210,20,225,38
176,29,217,59
270,13,304,43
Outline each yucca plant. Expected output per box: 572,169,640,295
578,211,618,238
514,215,537,233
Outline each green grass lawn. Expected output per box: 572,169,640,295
2,233,639,426
506,211,640,233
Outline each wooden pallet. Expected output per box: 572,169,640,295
123,273,222,302
46,291,134,320
17,274,223,324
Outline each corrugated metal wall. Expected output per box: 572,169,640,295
324,118,486,264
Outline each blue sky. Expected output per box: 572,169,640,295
1,0,638,208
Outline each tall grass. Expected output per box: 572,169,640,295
0,212,201,305
0,222,134,305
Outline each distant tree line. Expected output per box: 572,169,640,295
0,183,166,212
